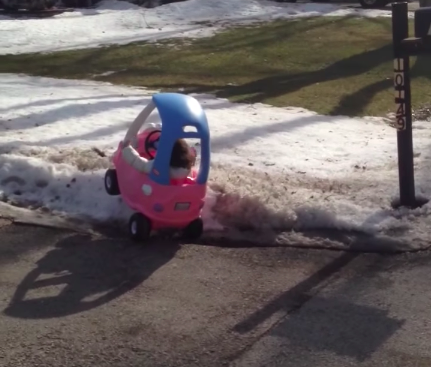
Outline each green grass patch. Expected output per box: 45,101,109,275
1,16,430,116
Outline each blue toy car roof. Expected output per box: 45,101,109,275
149,93,211,186
152,93,208,130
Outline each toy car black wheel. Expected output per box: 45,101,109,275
104,169,120,196
128,213,152,242
183,218,204,240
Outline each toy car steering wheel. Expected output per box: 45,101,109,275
145,129,161,159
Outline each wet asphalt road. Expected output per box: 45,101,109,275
1,219,431,367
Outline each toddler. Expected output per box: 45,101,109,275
122,137,194,179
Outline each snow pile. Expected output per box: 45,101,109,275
1,74,431,250
0,0,400,55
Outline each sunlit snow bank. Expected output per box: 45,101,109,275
1,74,430,251
0,0,403,55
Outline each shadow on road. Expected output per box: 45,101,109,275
269,295,404,362
3,234,180,319
233,252,360,334
233,252,405,362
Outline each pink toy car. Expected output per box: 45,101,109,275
104,93,211,242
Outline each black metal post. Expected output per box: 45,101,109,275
392,2,416,208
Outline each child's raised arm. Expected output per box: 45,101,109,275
121,141,152,174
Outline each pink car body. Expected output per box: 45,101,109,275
113,132,206,230
112,124,205,231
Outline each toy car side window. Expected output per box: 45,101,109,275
183,125,198,132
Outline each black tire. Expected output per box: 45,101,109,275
183,218,204,240
128,213,152,242
104,168,120,196
359,0,387,8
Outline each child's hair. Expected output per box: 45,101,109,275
170,139,194,170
